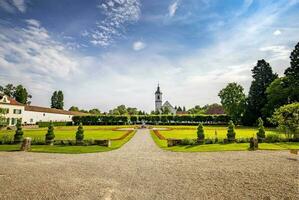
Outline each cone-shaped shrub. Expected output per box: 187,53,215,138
197,123,205,143
76,123,84,144
227,120,236,142
256,117,265,141
14,119,23,143
45,122,55,145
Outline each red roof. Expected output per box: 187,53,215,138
25,105,87,116
0,96,24,106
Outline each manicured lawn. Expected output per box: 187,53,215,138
0,131,136,154
150,131,299,152
0,125,134,140
156,125,283,140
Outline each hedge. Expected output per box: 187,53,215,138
37,121,73,127
72,114,230,125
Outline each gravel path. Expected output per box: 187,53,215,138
0,129,298,200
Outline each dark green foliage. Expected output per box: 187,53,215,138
284,42,299,102
227,120,236,142
89,108,101,115
265,134,280,143
13,119,23,143
76,123,84,142
72,114,230,125
0,108,8,128
218,82,246,123
51,90,64,109
256,118,266,141
243,59,278,126
14,85,32,104
69,106,79,112
45,122,55,144
197,123,205,142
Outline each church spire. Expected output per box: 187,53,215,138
155,83,161,94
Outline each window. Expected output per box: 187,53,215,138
13,109,22,114
11,118,17,125
0,108,9,114
43,113,45,116
30,118,34,123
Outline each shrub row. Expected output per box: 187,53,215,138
72,114,230,125
37,121,72,128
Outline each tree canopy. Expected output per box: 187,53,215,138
0,84,32,104
218,82,246,123
51,90,64,109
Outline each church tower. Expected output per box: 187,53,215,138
155,84,162,112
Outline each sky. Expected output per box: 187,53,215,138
0,0,298,112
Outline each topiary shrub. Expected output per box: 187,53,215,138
227,120,236,142
14,120,23,143
45,122,55,145
76,123,84,144
181,138,196,145
197,123,205,144
256,117,266,142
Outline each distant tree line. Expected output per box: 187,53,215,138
218,42,299,126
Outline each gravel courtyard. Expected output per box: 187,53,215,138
0,129,298,200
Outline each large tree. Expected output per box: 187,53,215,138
284,42,299,102
89,108,101,115
51,90,64,109
69,106,79,112
14,85,32,104
218,82,246,123
243,59,277,125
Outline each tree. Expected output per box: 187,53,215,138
177,106,182,112
256,117,265,141
161,107,171,114
284,42,299,102
271,102,299,140
51,90,64,109
218,82,246,123
197,123,205,142
127,107,138,115
227,120,236,142
89,108,101,115
69,106,79,112
243,60,278,125
14,119,23,143
45,122,55,145
263,77,290,118
3,84,15,97
76,123,84,143
14,85,32,104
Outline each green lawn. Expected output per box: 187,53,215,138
0,130,135,154
156,125,282,140
0,125,134,140
150,130,299,152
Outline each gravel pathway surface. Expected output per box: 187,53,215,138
0,129,298,200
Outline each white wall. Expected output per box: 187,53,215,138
0,104,24,126
23,111,73,125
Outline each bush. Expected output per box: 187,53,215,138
256,117,266,142
181,138,196,145
38,121,72,128
14,120,23,143
227,120,236,142
197,123,205,142
204,139,214,144
265,134,281,143
45,122,55,145
31,137,45,145
76,123,84,144
1,134,13,144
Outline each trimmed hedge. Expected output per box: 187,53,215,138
72,114,230,125
37,121,73,127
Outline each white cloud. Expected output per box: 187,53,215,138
132,41,146,51
273,29,282,36
168,0,180,17
0,0,27,13
89,0,141,47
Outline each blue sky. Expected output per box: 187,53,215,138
0,0,298,112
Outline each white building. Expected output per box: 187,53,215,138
155,84,176,114
0,94,84,126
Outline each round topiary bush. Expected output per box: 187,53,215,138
76,123,84,144
14,120,23,143
256,117,266,142
45,122,55,145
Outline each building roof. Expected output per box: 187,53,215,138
163,101,174,109
0,95,24,106
25,105,87,116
